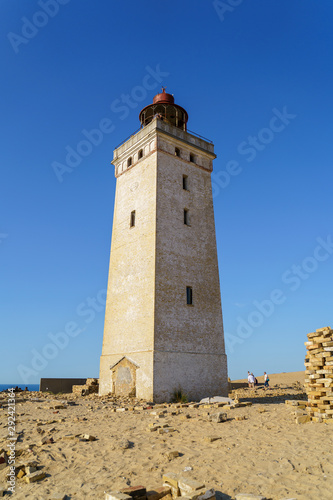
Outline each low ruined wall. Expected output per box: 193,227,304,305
40,378,87,394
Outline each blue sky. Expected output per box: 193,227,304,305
1,0,332,384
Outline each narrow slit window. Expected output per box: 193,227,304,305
175,147,180,157
183,175,188,190
138,149,143,159
130,210,136,227
184,209,189,225
190,153,195,163
186,286,193,305
127,157,132,167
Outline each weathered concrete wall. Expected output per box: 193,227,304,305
99,118,228,401
153,136,227,401
40,378,86,393
153,351,228,403
99,130,157,398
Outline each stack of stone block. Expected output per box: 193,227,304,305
72,378,99,395
304,326,333,423
105,479,215,500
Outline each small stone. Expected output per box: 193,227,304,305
235,416,246,421
17,469,26,479
50,494,66,500
38,436,54,445
158,427,176,434
210,412,227,423
119,439,131,449
166,450,180,460
204,436,220,443
148,425,160,432
82,434,97,441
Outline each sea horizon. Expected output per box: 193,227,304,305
0,383,40,392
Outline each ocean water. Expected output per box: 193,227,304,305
0,384,39,392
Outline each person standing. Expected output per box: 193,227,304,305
248,372,255,389
264,372,270,389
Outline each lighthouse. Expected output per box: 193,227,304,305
99,89,228,402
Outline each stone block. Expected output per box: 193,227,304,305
17,469,26,479
50,494,66,500
0,487,4,497
147,486,172,500
181,491,205,500
162,473,179,489
295,415,312,424
163,485,179,500
25,466,37,474
120,485,147,500
24,470,46,483
105,494,132,500
196,489,216,500
178,477,205,495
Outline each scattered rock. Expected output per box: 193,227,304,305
158,427,176,435
38,436,54,446
165,451,180,460
81,434,97,441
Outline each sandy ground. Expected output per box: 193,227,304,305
0,371,332,500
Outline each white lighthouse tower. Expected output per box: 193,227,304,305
99,89,228,402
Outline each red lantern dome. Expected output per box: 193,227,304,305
139,88,188,131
